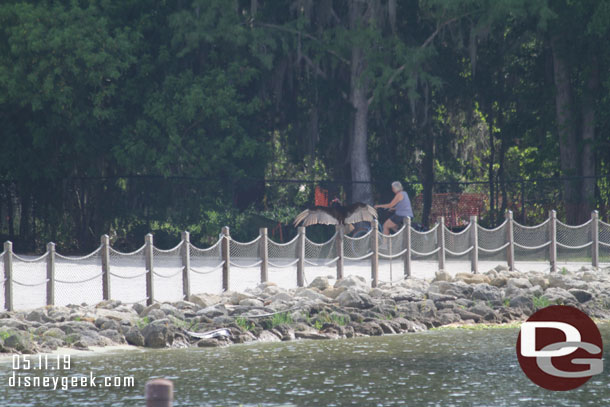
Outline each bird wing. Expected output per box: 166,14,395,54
343,203,378,224
293,207,340,227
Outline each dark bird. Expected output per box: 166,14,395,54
293,198,378,228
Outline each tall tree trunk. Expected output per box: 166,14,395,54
349,45,373,204
498,133,508,214
421,129,434,228
581,52,599,221
488,118,495,225
550,35,580,224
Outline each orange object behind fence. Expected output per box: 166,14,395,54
315,186,329,207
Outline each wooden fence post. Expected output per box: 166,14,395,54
371,219,379,288
101,235,110,300
145,233,154,306
506,211,515,271
181,231,191,300
221,226,230,291
470,215,479,274
437,217,446,271
336,226,344,280
403,217,411,278
4,242,13,311
46,242,55,306
259,228,268,283
549,210,557,273
146,378,173,407
592,210,599,268
297,227,305,287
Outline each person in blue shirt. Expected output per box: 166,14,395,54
374,181,414,235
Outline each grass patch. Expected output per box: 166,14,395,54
271,312,293,327
136,316,151,329
235,317,255,332
532,295,551,309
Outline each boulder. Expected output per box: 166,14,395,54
321,287,346,299
543,288,578,305
257,330,281,342
308,276,331,291
295,331,332,340
4,332,33,353
160,304,184,319
239,298,264,307
454,273,491,285
509,295,534,312
352,321,384,336
189,293,222,308
336,290,374,309
568,289,593,303
507,278,532,290
26,310,50,323
390,289,425,302
197,338,223,347
141,320,174,348
471,284,503,302
433,271,453,282
99,329,125,344
294,288,329,302
469,303,497,321
125,327,145,347
334,275,369,291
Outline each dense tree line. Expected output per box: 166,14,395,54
1,0,609,251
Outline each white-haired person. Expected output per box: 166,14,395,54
374,181,414,235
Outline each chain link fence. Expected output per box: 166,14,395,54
2,210,609,311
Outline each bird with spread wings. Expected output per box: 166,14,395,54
293,198,378,232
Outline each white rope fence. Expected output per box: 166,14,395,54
1,209,608,311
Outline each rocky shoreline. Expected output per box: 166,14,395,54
1,265,609,354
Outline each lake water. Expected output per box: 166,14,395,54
1,323,608,406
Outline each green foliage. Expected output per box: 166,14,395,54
136,317,151,330
532,295,551,309
235,317,255,332
270,312,293,328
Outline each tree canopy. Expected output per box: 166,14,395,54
1,0,609,251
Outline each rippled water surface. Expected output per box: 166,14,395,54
1,323,608,406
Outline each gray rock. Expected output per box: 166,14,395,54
141,303,161,316
336,290,374,309
4,333,32,352
41,327,67,340
509,295,534,312
454,307,482,322
507,278,532,289
390,289,425,302
543,288,578,305
99,329,125,344
197,338,223,347
308,276,331,291
132,303,145,315
239,298,264,307
427,292,458,303
141,321,174,348
146,309,167,321
58,321,98,335
160,304,184,319
189,293,222,308
469,303,497,321
257,330,281,342
197,305,227,319
352,321,384,336
472,284,503,302
125,327,145,346
334,275,368,291
0,319,29,330
26,310,50,323
294,288,329,302
295,331,332,340
568,289,593,303
433,271,453,282
266,292,295,304
437,310,461,325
